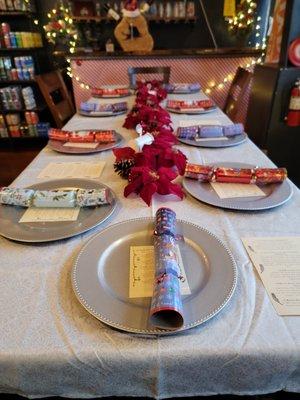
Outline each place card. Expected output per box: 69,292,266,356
179,119,224,127
19,207,80,223
63,142,99,149
242,237,300,316
211,182,266,199
195,137,229,142
38,162,105,179
129,245,191,298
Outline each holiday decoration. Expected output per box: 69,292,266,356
225,0,257,37
113,81,187,206
44,1,78,52
114,0,154,52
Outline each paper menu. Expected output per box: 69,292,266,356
38,162,105,179
63,142,99,149
242,237,300,316
19,207,80,223
129,245,191,298
211,182,266,199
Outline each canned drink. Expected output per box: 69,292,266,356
25,111,32,124
17,68,24,80
11,68,18,80
14,56,22,69
0,128,9,138
1,23,10,34
23,69,30,80
27,124,37,136
9,125,21,137
28,67,35,79
30,111,39,124
4,34,11,48
15,32,23,48
9,32,17,48
9,113,21,125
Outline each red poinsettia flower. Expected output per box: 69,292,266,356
113,147,136,161
156,147,187,175
124,166,184,206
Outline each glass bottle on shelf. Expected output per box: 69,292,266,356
178,1,186,18
102,3,121,21
165,1,172,19
173,1,179,18
141,0,155,13
95,1,101,16
158,1,164,19
186,1,195,18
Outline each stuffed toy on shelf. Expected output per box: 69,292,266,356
114,0,154,52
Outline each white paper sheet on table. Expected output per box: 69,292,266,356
242,237,300,316
211,182,266,199
19,207,80,223
63,142,99,149
38,162,105,179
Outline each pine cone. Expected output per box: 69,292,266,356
114,159,135,179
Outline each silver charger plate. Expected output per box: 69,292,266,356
72,218,237,335
48,131,124,154
78,110,127,117
167,106,217,115
178,132,248,148
0,179,117,243
183,162,293,211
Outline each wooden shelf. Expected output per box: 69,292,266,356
0,79,36,84
0,105,47,113
0,47,43,52
0,11,36,17
72,15,197,23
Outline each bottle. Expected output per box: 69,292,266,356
102,3,121,21
141,0,155,13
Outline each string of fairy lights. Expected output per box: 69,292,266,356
44,1,267,94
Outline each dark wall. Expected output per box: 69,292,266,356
38,0,271,50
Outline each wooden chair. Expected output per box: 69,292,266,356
128,66,171,89
223,67,253,122
36,70,75,128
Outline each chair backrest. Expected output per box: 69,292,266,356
128,66,171,89
223,67,253,121
36,70,75,128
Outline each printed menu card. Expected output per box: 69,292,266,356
242,237,300,316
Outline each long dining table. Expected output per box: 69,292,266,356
0,91,299,399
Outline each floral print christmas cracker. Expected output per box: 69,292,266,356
149,207,184,330
185,163,287,184
0,188,111,208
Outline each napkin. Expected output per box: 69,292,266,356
149,208,184,330
185,163,287,184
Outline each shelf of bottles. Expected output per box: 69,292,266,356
70,1,197,23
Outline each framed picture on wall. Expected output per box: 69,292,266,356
73,1,95,17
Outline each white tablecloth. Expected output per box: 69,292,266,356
0,93,299,399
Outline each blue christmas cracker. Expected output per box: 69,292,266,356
149,208,184,330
